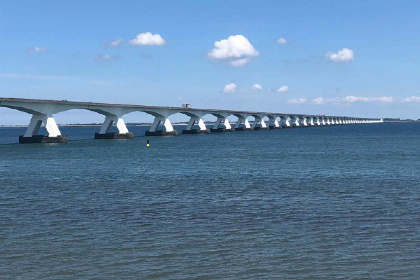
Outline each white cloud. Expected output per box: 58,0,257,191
208,35,259,67
223,83,237,93
288,98,307,104
95,54,120,61
326,48,354,62
26,47,49,53
277,37,287,45
251,84,263,91
276,85,289,93
130,32,166,46
110,39,123,47
400,96,420,103
312,97,341,105
343,96,393,103
312,97,325,105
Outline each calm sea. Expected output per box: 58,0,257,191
1,123,419,279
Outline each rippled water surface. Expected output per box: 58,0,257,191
1,123,419,279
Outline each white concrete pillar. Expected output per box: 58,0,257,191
280,116,289,127
235,117,251,129
185,116,207,131
150,116,174,132
326,118,331,125
309,117,315,126
268,116,280,128
213,117,231,129
290,116,299,127
99,115,129,134
301,116,308,126
24,114,62,137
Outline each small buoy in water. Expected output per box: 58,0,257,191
146,139,150,147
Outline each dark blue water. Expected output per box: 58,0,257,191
1,123,419,279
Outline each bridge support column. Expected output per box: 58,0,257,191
268,116,281,129
309,117,315,126
234,117,253,131
95,115,134,139
280,116,291,128
146,116,178,136
301,116,309,127
252,116,269,130
19,114,67,144
289,116,299,127
182,116,210,134
326,118,331,125
211,117,235,132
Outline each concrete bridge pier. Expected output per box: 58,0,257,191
211,113,235,132
19,113,67,143
289,116,299,127
326,118,332,125
309,117,315,126
95,115,134,139
268,115,281,129
279,116,291,128
234,114,253,131
252,115,269,130
182,115,210,134
300,116,309,127
295,116,304,127
146,115,178,136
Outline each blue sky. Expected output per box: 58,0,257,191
1,0,419,124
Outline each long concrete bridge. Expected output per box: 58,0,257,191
0,97,383,143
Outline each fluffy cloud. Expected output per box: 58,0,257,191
208,35,259,67
276,86,289,93
326,48,354,62
110,39,123,47
312,97,325,105
343,96,393,103
130,32,166,46
223,83,237,93
288,98,307,104
95,54,120,61
309,95,420,105
277,37,287,45
399,96,420,102
251,84,263,91
26,47,49,53
312,97,340,105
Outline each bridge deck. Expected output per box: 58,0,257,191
0,97,335,118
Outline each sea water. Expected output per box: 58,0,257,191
0,123,419,279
